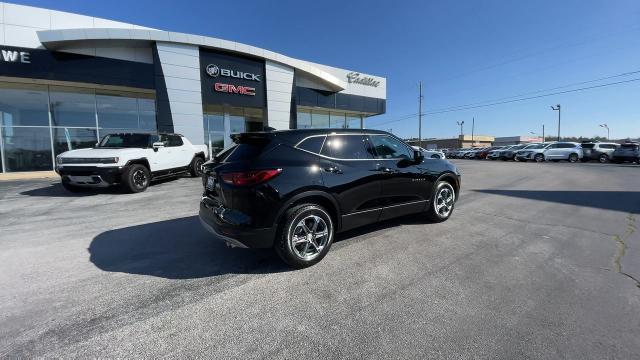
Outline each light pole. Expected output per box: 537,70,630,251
599,124,609,140
551,104,561,141
456,121,464,137
418,81,423,145
471,117,475,146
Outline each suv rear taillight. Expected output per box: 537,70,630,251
221,169,282,186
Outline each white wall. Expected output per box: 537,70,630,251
265,61,294,130
0,2,153,63
155,42,204,145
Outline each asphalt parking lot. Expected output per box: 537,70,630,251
1,160,639,359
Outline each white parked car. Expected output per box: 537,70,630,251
412,146,446,159
56,133,208,192
515,142,583,163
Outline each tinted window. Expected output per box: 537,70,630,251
321,135,373,159
558,143,574,148
167,135,183,147
582,144,595,149
601,144,617,149
369,135,413,159
99,134,151,148
621,144,639,150
297,136,325,154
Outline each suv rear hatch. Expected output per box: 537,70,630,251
202,133,274,206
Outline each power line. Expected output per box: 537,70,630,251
428,69,640,113
367,76,640,128
426,77,640,115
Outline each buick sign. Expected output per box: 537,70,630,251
206,63,260,81
206,64,219,77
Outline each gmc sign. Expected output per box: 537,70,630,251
214,83,256,96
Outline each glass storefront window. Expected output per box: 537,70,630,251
346,114,362,129
311,110,329,128
96,91,140,129
297,110,312,129
53,127,98,157
50,86,96,127
2,127,52,172
229,107,246,134
138,98,157,131
0,83,49,127
245,108,264,132
330,112,346,128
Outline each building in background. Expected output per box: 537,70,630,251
409,135,495,149
0,2,386,173
493,135,543,146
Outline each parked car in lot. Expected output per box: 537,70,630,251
543,142,583,162
411,146,446,159
515,143,550,162
581,142,619,163
199,129,461,268
475,147,499,159
500,144,527,160
56,133,208,192
611,142,640,164
487,146,508,160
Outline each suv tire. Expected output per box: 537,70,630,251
599,154,609,163
190,156,204,177
426,181,456,222
534,154,544,162
568,153,579,163
122,164,150,193
275,204,334,269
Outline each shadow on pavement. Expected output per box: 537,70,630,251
474,190,640,213
89,216,288,279
20,177,184,197
89,212,430,279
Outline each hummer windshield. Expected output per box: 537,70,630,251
98,134,157,148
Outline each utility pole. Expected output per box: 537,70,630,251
551,104,561,141
542,124,545,142
600,124,609,140
471,117,475,146
418,81,423,147
456,121,464,137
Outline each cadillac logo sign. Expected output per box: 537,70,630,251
206,64,220,77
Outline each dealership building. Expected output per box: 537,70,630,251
0,2,386,173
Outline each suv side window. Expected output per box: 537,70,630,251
167,135,183,147
321,135,373,159
369,135,413,159
297,136,325,154
558,143,574,148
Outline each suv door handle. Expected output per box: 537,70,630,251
324,166,343,174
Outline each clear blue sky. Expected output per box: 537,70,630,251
14,0,640,139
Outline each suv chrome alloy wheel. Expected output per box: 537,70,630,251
435,184,455,217
132,169,148,188
290,215,329,261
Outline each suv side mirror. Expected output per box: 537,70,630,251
152,142,165,152
414,150,424,163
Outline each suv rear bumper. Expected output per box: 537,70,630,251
199,197,277,249
57,166,125,186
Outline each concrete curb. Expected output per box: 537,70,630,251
0,171,58,181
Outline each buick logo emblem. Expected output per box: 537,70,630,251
206,64,219,77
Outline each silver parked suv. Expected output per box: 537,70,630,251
515,142,583,162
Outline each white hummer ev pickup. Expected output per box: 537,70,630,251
55,133,208,192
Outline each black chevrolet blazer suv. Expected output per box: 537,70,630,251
199,129,461,268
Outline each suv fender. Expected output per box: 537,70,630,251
125,158,150,171
275,190,341,231
436,172,460,197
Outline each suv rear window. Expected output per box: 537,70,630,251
226,135,271,162
621,144,639,149
582,144,595,148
